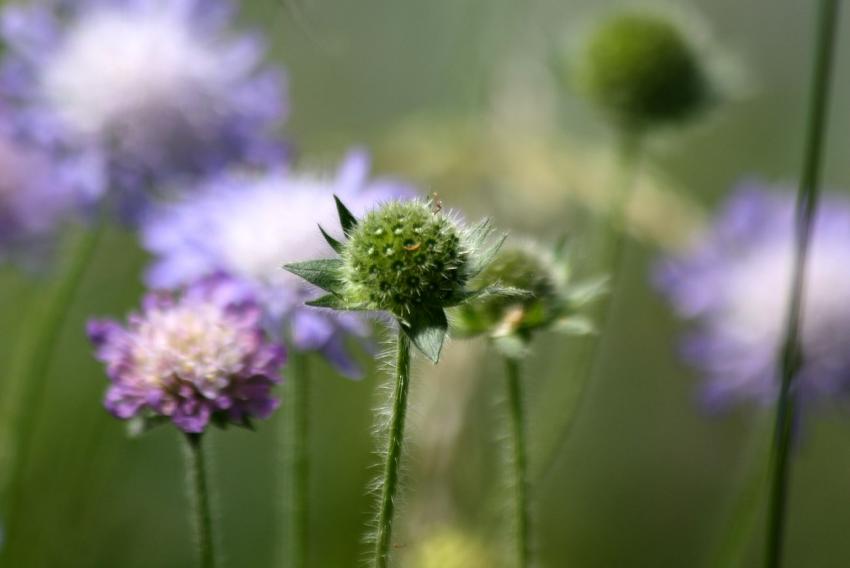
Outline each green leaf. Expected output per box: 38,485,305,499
282,259,344,293
306,294,366,311
400,306,448,363
334,195,358,237
318,224,344,254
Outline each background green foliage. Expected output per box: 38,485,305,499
3,0,850,566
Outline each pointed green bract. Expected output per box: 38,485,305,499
334,194,358,237
305,294,365,310
318,225,344,254
401,306,448,364
565,276,609,305
283,259,344,294
468,233,508,279
444,284,529,308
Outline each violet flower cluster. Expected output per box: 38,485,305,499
88,275,286,433
0,0,418,431
0,0,286,219
0,103,99,265
142,151,415,377
656,184,850,411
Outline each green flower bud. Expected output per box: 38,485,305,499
461,242,561,338
573,11,711,129
284,196,516,363
454,240,605,357
342,200,468,318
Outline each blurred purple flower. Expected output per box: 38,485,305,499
655,183,850,411
0,0,287,217
0,103,101,266
88,274,286,433
141,150,416,377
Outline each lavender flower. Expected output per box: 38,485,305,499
0,0,286,213
655,184,850,410
87,275,286,433
141,151,415,377
0,104,100,265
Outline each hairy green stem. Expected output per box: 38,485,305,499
1,221,104,562
184,433,216,568
282,351,310,568
534,130,642,482
766,1,839,566
373,330,412,568
505,357,530,568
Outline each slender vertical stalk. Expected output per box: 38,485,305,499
505,357,530,568
766,1,839,566
534,130,642,482
184,433,216,568
373,330,412,568
282,351,310,568
1,221,104,562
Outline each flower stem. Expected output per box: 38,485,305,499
282,351,310,568
766,1,839,567
373,329,412,568
184,433,217,568
0,221,104,562
533,130,642,482
505,356,530,568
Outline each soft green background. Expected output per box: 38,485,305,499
3,0,850,566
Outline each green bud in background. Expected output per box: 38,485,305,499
570,10,712,131
454,239,605,358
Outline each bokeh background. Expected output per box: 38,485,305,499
2,0,850,566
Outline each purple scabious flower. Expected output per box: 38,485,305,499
0,0,286,217
0,103,100,266
141,151,417,377
655,183,850,411
88,274,286,433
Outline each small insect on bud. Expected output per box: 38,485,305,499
571,10,712,130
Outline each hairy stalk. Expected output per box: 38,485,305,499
373,330,412,568
0,221,104,562
534,130,642,482
184,433,217,568
766,1,839,566
282,351,310,568
505,357,530,568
